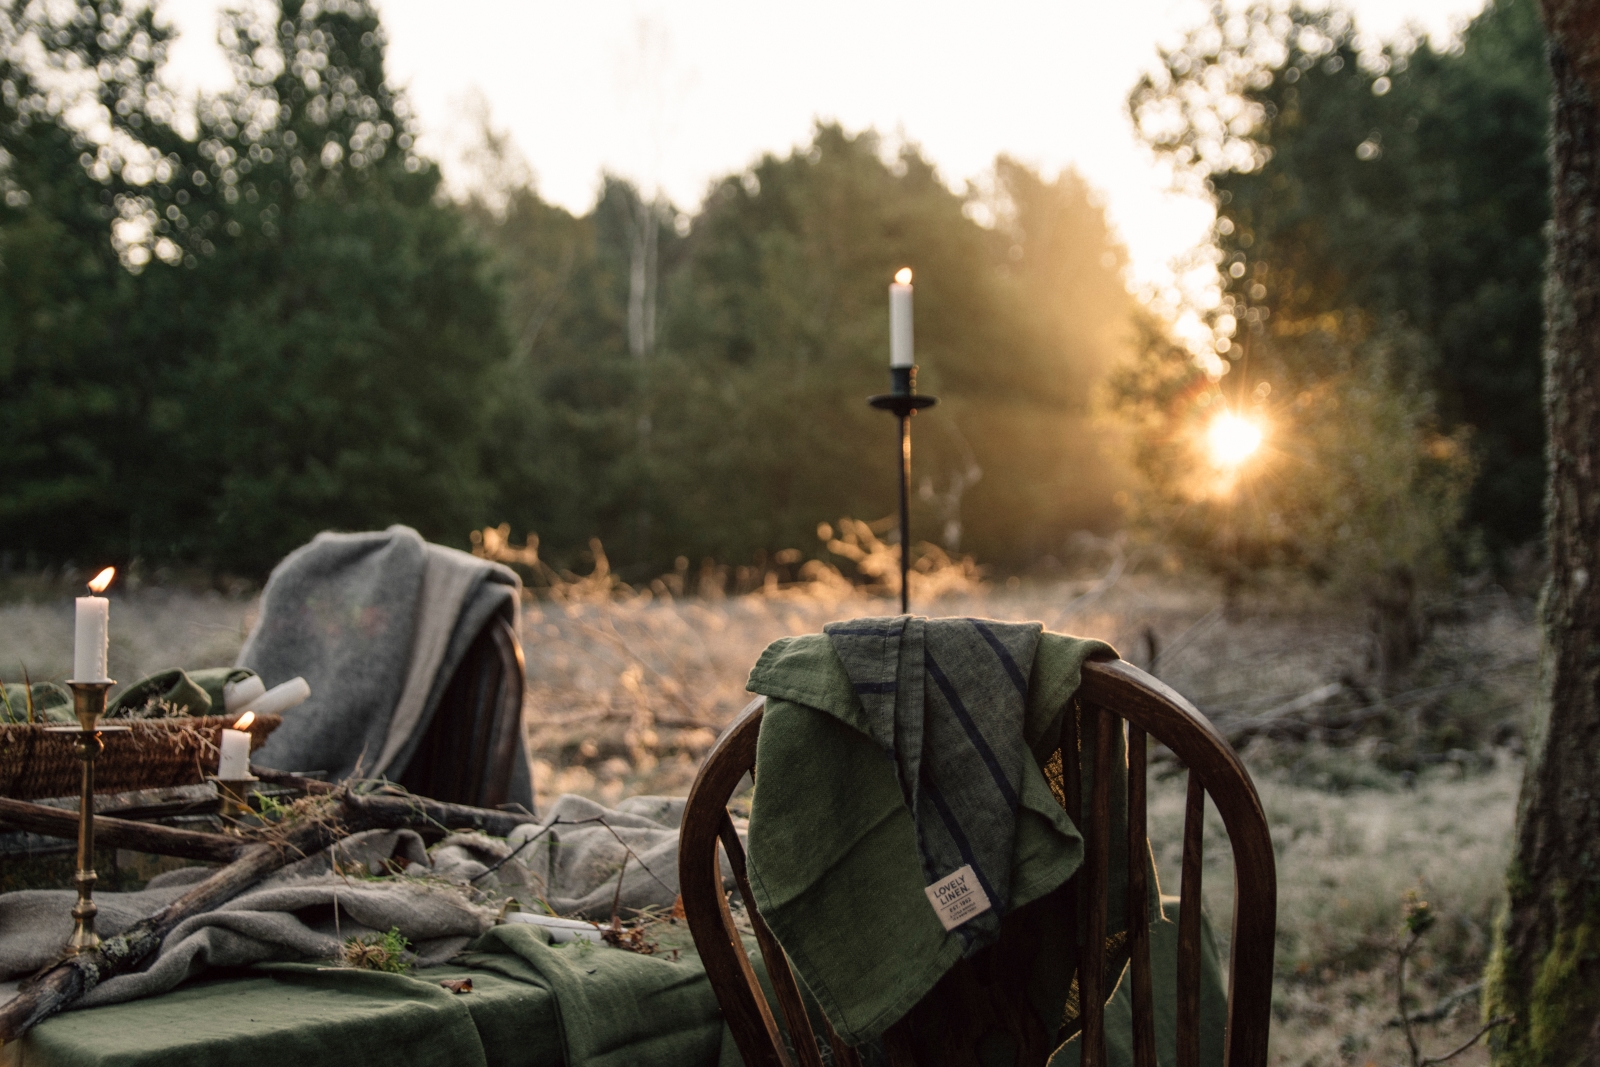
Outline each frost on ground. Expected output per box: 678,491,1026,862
0,561,1532,1067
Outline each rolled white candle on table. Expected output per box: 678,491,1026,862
240,677,311,717
890,267,914,368
224,675,267,713
218,728,251,779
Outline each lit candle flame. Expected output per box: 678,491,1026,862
1205,412,1264,467
233,710,256,731
87,567,115,594
894,267,912,285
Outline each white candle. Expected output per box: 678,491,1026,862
223,675,267,713
73,568,115,682
218,728,251,779
239,677,311,717
890,267,914,368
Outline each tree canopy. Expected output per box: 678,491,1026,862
1129,0,1549,556
0,0,1139,578
1,0,503,573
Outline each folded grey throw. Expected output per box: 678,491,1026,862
238,525,530,808
823,615,1043,953
0,793,737,1011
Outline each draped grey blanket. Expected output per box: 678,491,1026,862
0,794,727,1011
823,615,1043,953
239,525,531,809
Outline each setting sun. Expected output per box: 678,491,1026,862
1205,413,1264,468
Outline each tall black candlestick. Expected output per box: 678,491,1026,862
869,366,937,614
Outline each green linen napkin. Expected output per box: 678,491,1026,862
107,667,259,719
458,922,742,1067
1049,897,1228,1067
743,628,1129,1046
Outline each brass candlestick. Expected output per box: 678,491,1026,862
51,680,125,955
211,776,258,819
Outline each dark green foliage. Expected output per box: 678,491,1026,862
1,0,503,572
1129,0,1550,553
473,125,1135,575
2,4,1131,577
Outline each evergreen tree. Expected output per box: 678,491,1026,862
1129,0,1549,554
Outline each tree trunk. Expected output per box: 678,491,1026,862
1484,5,1600,1063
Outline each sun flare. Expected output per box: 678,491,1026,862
1205,412,1264,468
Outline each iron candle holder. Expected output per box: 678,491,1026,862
868,365,938,615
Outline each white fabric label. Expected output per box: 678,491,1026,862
924,865,992,931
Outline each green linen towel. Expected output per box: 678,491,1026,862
821,616,1047,954
1050,897,1228,1067
744,626,1127,1046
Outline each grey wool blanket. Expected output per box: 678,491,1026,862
823,615,1044,954
0,829,495,1009
239,525,531,808
0,793,730,1011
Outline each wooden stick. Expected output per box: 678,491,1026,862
249,766,336,795
249,769,538,838
0,795,242,864
0,788,538,1045
340,791,536,839
0,812,345,1045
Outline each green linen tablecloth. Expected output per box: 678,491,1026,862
1,899,1226,1067
1,922,745,1067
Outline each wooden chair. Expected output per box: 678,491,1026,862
678,658,1276,1067
397,616,526,810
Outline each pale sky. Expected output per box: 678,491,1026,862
155,0,1486,301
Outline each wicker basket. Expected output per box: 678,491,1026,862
0,715,282,800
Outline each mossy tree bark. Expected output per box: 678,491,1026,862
1484,3,1600,1063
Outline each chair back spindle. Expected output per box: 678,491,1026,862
680,660,1276,1067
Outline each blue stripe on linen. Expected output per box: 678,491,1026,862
924,652,1020,810
971,620,1029,697
923,776,1005,918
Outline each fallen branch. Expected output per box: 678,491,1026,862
1386,982,1481,1028
0,795,242,864
0,806,346,1045
340,791,536,839
250,766,336,795
1219,682,1346,743
0,787,539,1045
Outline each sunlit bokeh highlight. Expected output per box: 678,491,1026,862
1205,412,1265,468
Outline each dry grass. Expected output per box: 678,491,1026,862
0,548,1533,1066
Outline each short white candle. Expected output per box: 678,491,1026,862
890,267,914,368
218,728,251,779
73,568,115,683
